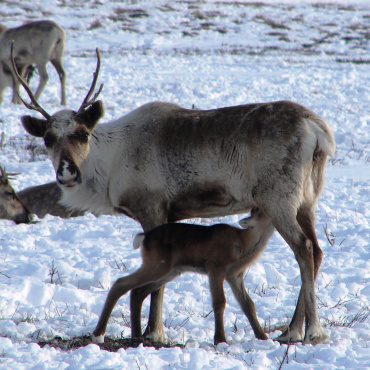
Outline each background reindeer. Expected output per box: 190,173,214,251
0,20,66,105
13,49,335,345
17,181,84,219
0,165,32,224
0,170,84,221
93,208,274,345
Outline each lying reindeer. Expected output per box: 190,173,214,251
93,208,274,345
12,47,335,345
17,181,84,219
0,20,66,105
0,165,83,222
0,165,32,224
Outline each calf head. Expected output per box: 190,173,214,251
11,45,104,191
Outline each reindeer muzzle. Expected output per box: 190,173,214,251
56,158,82,187
14,210,34,224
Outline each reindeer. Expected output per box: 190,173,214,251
93,208,274,345
0,173,84,220
17,181,84,219
0,20,66,105
12,48,335,345
0,165,33,224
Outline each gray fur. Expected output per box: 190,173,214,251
0,20,66,105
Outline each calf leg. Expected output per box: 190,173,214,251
207,262,227,345
93,265,170,343
136,208,168,343
227,273,268,340
130,271,179,340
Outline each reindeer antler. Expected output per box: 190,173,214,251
10,42,51,120
78,48,104,113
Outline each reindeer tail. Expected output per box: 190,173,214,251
133,233,145,250
308,116,336,158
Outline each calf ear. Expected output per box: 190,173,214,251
76,100,104,131
239,217,253,229
21,116,47,137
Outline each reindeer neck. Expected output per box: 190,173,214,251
60,120,125,216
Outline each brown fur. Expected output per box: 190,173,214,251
93,208,274,345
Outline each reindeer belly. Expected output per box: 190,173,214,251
167,185,252,221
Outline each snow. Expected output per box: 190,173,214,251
0,0,369,368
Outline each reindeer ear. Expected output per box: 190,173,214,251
21,116,47,137
239,217,252,229
76,100,104,130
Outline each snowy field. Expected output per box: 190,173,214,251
0,0,369,368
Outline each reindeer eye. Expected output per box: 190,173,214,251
75,130,89,143
44,133,55,148
5,191,15,199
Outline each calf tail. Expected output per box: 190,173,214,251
133,232,145,250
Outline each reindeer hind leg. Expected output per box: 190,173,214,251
50,58,66,105
131,271,179,340
227,273,268,340
255,191,327,345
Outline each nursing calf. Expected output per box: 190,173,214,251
93,208,274,345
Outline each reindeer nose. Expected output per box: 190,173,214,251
56,159,81,186
14,210,33,224
57,170,81,185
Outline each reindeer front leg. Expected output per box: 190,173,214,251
134,204,168,342
93,266,169,343
130,278,174,340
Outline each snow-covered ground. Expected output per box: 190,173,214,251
0,0,369,368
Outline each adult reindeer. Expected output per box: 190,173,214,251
13,48,335,345
0,20,66,105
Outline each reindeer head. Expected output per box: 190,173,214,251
0,165,33,224
11,45,104,191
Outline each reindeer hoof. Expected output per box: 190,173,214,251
92,334,105,344
274,329,304,344
143,330,166,343
303,328,329,346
